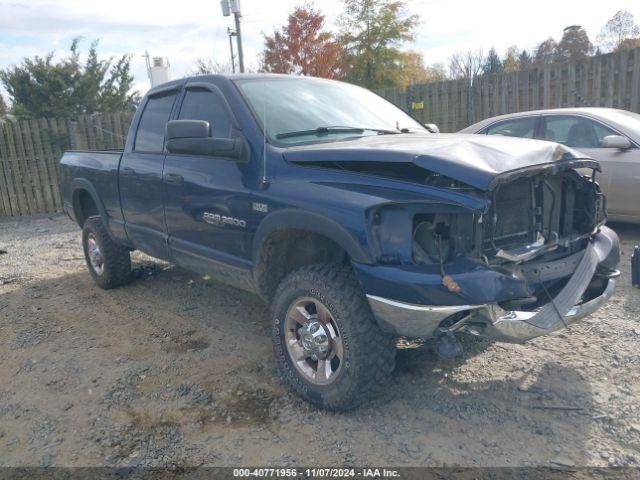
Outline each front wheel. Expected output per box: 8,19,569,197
272,264,396,410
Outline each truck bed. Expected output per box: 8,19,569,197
58,149,124,225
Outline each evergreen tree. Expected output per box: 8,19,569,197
518,49,532,69
0,94,7,116
483,48,503,75
0,39,139,118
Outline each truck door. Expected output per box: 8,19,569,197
119,88,179,260
163,83,256,277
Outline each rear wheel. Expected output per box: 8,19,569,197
272,264,396,410
82,216,131,289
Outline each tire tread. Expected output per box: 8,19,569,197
272,263,396,410
82,216,131,289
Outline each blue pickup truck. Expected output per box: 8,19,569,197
59,74,620,410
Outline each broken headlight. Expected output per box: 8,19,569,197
369,206,477,265
413,213,477,265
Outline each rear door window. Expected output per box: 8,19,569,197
485,117,538,138
134,91,177,152
541,115,617,148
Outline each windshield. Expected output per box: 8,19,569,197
234,76,426,146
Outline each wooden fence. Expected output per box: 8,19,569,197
2,49,640,217
378,47,640,132
0,112,132,217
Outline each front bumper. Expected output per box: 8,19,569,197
364,226,620,343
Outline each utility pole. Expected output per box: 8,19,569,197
227,27,236,73
221,0,244,73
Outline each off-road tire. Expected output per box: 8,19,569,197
82,216,131,289
272,263,396,410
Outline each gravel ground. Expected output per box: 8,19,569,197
0,213,639,468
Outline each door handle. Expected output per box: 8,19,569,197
164,173,184,185
121,166,136,176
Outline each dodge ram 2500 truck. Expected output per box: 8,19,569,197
59,74,620,410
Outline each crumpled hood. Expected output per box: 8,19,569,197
283,133,600,191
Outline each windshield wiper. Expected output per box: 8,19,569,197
275,125,402,140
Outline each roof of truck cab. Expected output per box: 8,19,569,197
144,73,344,96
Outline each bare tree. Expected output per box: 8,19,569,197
190,58,235,75
448,49,484,83
448,49,484,124
598,10,640,52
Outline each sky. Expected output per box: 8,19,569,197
1,0,640,96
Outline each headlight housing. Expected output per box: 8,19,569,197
369,204,478,265
413,213,476,265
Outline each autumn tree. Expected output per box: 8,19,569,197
483,48,503,75
533,37,559,66
261,5,345,78
396,52,426,86
396,53,447,86
598,10,640,52
502,46,520,73
616,37,640,50
424,63,448,83
0,39,138,118
339,0,419,89
557,25,593,62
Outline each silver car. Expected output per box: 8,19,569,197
460,108,640,224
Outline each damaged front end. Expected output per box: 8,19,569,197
356,161,620,344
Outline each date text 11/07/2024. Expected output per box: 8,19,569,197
232,468,400,477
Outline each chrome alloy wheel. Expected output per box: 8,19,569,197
86,234,104,276
284,297,344,385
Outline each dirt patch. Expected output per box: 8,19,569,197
215,388,279,426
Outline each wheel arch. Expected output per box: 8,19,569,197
252,209,372,299
70,178,109,228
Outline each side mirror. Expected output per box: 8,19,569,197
166,119,210,140
601,135,631,150
424,123,440,133
165,120,246,161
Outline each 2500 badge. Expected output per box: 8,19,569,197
203,211,247,228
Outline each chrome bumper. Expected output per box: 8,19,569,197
366,233,618,344
366,295,485,339
475,276,616,342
